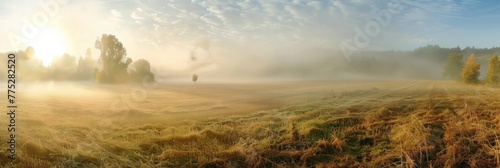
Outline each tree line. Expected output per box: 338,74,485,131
5,41,500,82
443,52,500,84
0,34,155,83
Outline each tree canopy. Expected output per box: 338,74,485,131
95,34,132,83
486,55,500,84
129,59,155,83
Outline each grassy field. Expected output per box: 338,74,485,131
1,80,500,167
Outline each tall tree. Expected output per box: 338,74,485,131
95,34,132,83
486,55,500,84
85,48,92,61
462,54,481,84
442,53,464,80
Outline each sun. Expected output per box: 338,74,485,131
31,29,67,67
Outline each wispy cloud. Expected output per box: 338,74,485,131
111,9,122,18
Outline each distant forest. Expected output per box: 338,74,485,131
298,45,500,80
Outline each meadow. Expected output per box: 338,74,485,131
1,80,500,167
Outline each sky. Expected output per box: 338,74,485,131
1,0,500,73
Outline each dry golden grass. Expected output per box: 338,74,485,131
3,80,500,167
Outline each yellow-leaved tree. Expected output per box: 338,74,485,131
462,54,481,84
486,55,500,84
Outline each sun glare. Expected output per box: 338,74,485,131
31,29,67,67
